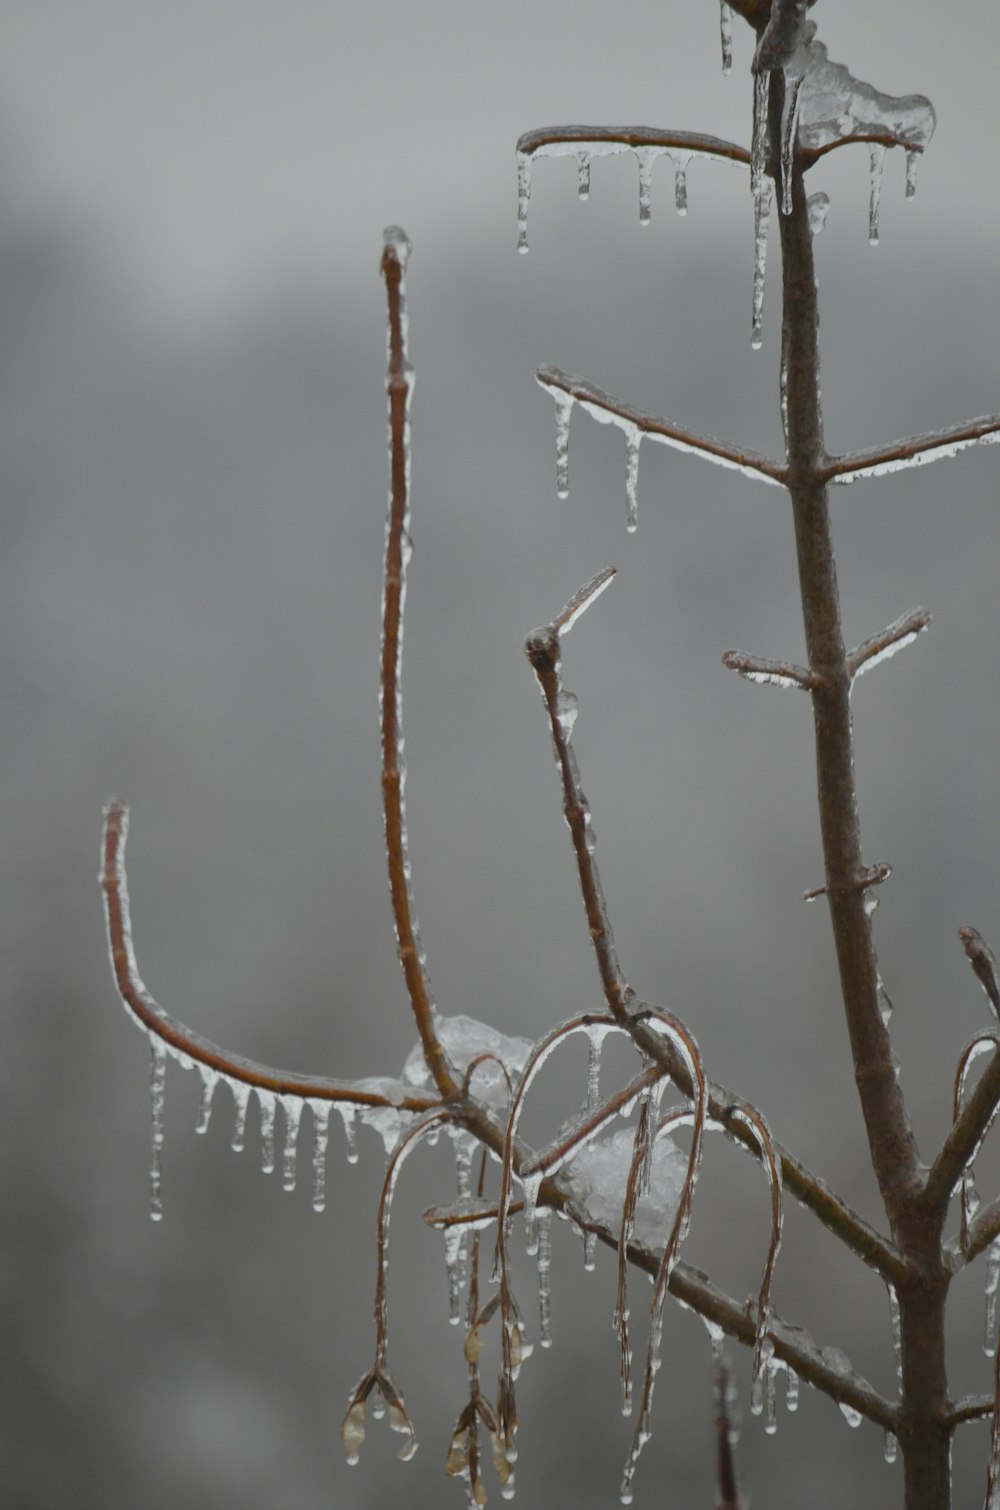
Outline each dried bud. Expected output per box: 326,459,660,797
465,1324,486,1365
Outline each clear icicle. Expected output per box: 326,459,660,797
884,1429,898,1464
280,1095,302,1192
672,155,690,217
986,1240,1000,1356
585,1034,602,1114
577,152,591,200
311,1101,331,1213
337,1103,359,1164
868,143,886,245
536,1209,553,1346
582,1227,597,1271
785,1366,799,1412
635,147,656,225
905,148,919,200
194,1064,218,1136
554,390,574,499
779,71,804,216
516,150,531,253
257,1088,277,1174
453,1132,475,1202
719,1,733,75
752,177,773,350
149,1038,167,1222
839,1402,863,1429
624,427,641,533
751,67,771,196
230,1079,251,1152
763,1354,778,1434
444,1226,466,1325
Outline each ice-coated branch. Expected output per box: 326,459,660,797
947,1396,995,1430
721,648,818,691
523,576,906,1283
962,1199,1000,1269
821,415,1000,486
846,608,931,682
516,126,749,250
379,227,460,1103
101,800,439,1118
959,926,1000,1022
537,367,786,509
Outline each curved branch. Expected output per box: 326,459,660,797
100,800,439,1115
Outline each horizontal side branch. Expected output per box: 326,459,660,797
822,415,1000,485
517,125,750,166
537,365,786,486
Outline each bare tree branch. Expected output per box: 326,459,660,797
821,416,1000,485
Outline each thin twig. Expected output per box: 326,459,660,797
821,415,1000,485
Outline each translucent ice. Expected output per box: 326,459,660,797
560,1126,688,1249
149,1039,167,1221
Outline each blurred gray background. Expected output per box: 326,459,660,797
4,2,1000,1506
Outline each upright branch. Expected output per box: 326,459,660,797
379,227,459,1103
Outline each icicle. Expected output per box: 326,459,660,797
839,1402,863,1428
553,390,574,499
672,154,690,217
702,1316,724,1361
536,1209,553,1346
516,150,532,253
763,1353,778,1434
905,147,919,200
524,1208,539,1258
719,1,733,75
280,1095,302,1192
148,1038,167,1222
311,1101,331,1213
521,1170,543,1231
576,152,591,200
635,147,656,225
624,427,641,533
751,177,773,350
986,1240,1000,1356
750,68,771,197
453,1132,475,1202
337,1103,359,1164
582,1036,603,1117
257,1087,276,1174
779,71,804,216
884,1430,898,1464
785,1366,799,1412
868,143,886,245
444,1226,466,1325
582,1227,597,1271
230,1078,251,1152
194,1063,218,1136
750,1337,775,1418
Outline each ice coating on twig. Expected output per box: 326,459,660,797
825,415,1000,485
960,927,1000,1023
401,1016,532,1113
514,127,749,252
847,608,931,684
795,37,935,159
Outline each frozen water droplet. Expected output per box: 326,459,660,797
257,1088,276,1174
868,143,886,245
752,178,773,350
582,1227,597,1271
501,1478,516,1501
337,1104,359,1164
624,427,640,533
577,152,591,201
905,148,919,200
194,1064,218,1136
310,1101,331,1212
785,1366,799,1412
807,191,830,236
635,147,656,225
149,1039,167,1222
720,1,733,74
229,1078,251,1152
553,390,574,499
516,150,531,253
884,1430,898,1464
280,1095,302,1192
839,1402,863,1429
